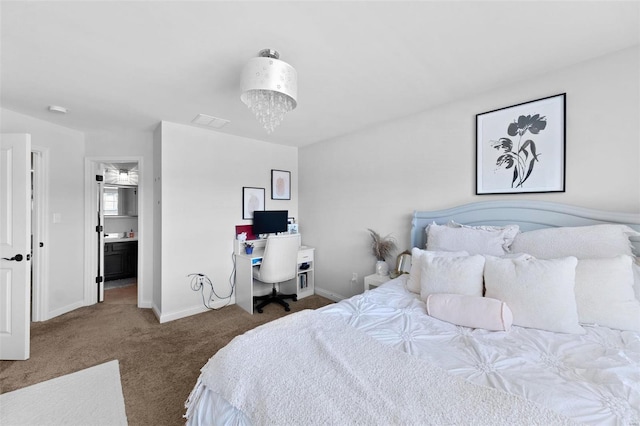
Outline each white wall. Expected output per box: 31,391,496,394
1,108,86,318
85,130,154,308
300,47,640,301
4,46,637,321
156,121,298,322
152,125,162,313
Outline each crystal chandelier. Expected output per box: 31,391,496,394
240,49,298,134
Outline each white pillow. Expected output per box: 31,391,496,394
406,248,469,293
484,255,585,334
425,293,513,331
510,224,638,259
575,255,640,332
447,220,520,247
420,254,485,300
426,222,519,256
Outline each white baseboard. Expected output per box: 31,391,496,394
138,299,152,309
151,303,161,322
157,300,231,323
155,288,343,323
46,300,85,321
313,286,346,303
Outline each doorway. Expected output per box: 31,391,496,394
31,148,48,322
101,162,138,304
85,157,143,307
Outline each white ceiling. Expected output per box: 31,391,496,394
2,1,638,147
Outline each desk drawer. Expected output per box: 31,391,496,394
297,249,313,263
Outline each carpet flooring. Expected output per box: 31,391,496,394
0,289,333,425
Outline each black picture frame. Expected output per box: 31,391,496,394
476,93,566,195
242,187,265,219
271,169,291,200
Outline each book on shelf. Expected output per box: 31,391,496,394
299,273,307,289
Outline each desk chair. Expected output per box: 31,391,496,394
252,233,301,313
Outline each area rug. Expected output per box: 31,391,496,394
0,360,127,425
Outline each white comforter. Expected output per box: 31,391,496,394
185,276,640,425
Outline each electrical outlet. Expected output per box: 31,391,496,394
352,272,358,281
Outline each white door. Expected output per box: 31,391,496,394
0,134,31,360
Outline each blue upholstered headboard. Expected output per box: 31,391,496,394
411,200,640,254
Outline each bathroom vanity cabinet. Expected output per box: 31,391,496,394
104,241,138,281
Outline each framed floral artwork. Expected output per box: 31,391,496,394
242,187,265,219
271,169,291,200
476,93,566,195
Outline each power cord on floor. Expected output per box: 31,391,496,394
187,267,235,310
229,251,237,291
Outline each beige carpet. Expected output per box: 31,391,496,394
0,291,333,425
0,360,127,425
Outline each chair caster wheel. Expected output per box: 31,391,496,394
292,297,297,302
257,308,263,313
285,306,291,312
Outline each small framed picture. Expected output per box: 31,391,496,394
476,93,566,195
271,169,291,200
242,187,265,219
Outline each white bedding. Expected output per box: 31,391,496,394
185,275,640,425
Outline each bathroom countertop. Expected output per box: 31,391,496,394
104,236,138,243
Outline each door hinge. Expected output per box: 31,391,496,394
95,276,103,284
96,225,103,232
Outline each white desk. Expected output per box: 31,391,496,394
234,239,315,314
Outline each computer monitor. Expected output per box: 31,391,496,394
252,210,288,235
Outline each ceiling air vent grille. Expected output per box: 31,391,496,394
191,114,230,129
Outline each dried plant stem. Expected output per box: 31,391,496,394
367,228,397,261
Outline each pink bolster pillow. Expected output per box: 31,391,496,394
425,293,513,332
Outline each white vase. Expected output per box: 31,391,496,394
375,260,389,276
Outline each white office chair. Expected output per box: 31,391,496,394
252,233,301,313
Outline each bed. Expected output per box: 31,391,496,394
185,200,640,425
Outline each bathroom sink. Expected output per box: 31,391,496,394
105,233,125,239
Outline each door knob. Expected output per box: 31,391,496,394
2,254,23,261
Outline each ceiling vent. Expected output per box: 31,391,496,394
48,105,68,113
191,114,230,129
